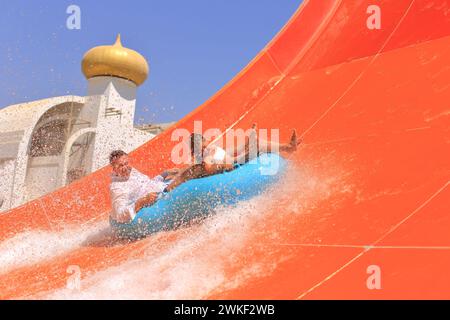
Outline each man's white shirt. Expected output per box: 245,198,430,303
110,168,167,223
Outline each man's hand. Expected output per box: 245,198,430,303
160,168,181,181
144,193,158,205
135,192,158,213
167,168,180,175
164,168,181,180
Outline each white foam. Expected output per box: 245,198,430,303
34,161,350,300
45,197,281,299
0,222,107,275
0,160,15,211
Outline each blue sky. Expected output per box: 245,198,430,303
0,1,300,123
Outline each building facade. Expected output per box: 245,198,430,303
0,35,169,212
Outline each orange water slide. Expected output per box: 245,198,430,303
0,0,449,299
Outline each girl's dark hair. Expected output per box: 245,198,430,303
190,133,204,163
109,150,128,164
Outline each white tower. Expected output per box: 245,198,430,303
80,34,150,171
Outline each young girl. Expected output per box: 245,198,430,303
164,124,301,192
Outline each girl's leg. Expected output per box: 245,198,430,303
234,127,300,164
164,164,206,192
258,129,300,154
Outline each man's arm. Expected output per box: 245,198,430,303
110,188,135,223
111,187,158,223
164,163,205,192
134,192,159,213
159,168,181,181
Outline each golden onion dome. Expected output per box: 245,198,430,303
81,34,149,86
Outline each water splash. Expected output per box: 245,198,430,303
0,222,107,275
0,160,14,211
42,162,349,299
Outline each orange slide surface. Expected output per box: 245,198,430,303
0,0,449,299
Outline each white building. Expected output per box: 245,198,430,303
0,35,160,211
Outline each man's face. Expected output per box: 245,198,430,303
112,155,131,178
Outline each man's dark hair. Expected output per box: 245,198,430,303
109,150,127,164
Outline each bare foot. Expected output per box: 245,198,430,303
287,129,302,152
250,123,258,141
245,123,258,152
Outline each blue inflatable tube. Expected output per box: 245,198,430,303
111,153,287,239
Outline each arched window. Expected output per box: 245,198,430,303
28,102,84,157
66,132,96,184
29,120,68,157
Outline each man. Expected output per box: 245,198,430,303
109,150,179,224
